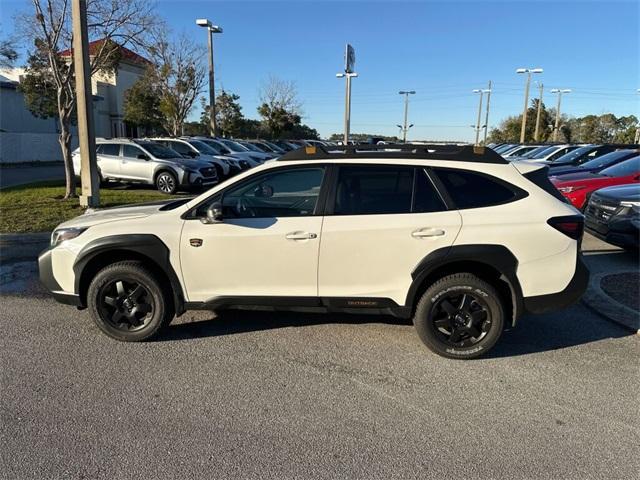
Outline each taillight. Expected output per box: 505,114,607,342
547,215,584,240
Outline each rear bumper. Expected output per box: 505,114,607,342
523,252,589,314
38,247,82,306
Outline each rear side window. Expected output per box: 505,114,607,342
97,144,120,156
433,168,521,209
334,166,446,215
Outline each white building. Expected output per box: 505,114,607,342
0,40,148,163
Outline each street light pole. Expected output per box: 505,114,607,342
483,80,492,145
337,72,357,144
72,0,99,207
534,82,544,141
551,88,571,141
635,89,640,144
516,67,543,143
196,19,223,137
398,90,415,143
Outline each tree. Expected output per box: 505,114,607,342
200,90,245,137
0,33,17,68
487,99,553,143
123,69,164,135
257,75,302,138
147,32,206,136
17,0,157,199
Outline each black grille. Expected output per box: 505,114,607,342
199,167,217,178
585,195,619,224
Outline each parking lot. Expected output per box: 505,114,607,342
1,234,638,480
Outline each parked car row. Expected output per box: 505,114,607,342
72,137,336,194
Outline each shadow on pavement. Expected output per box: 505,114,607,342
158,303,633,358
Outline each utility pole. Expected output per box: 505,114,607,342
483,80,492,145
72,0,99,207
636,89,640,144
516,67,543,143
398,90,415,142
196,19,223,137
551,88,571,141
534,82,544,141
473,87,491,146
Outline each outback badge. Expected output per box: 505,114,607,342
190,238,203,247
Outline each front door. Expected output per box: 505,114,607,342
318,165,462,306
180,166,327,302
121,144,153,181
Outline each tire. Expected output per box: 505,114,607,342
413,273,505,359
87,261,174,342
155,171,178,194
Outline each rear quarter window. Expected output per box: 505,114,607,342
433,168,525,209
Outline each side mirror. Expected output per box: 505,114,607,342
201,202,223,224
189,151,198,158
137,153,149,160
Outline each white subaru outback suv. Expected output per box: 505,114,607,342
40,144,588,359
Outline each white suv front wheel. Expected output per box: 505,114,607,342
413,273,505,359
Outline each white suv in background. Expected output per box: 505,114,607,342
72,139,218,194
41,144,588,359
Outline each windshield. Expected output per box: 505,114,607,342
551,145,595,165
138,142,181,159
520,145,554,158
494,144,516,153
600,156,640,177
580,150,635,170
241,142,263,152
188,140,219,155
219,139,248,152
198,139,226,154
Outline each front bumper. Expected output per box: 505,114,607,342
38,247,81,306
523,252,589,314
585,213,639,249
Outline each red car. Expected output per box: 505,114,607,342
551,156,640,210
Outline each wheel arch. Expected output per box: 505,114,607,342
73,234,185,315
153,166,180,183
406,245,524,326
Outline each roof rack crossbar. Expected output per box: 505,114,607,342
277,143,507,164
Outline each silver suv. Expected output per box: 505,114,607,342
72,139,218,194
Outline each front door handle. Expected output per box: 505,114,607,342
285,231,318,240
412,228,445,238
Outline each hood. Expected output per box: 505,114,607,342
170,157,214,169
592,184,640,202
55,198,188,229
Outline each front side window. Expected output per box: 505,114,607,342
333,166,445,215
433,168,520,209
221,168,325,218
122,145,143,158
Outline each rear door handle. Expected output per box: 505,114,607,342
285,231,317,240
412,228,445,238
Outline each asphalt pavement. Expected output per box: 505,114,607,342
0,238,638,479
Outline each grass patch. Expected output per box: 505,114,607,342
0,181,172,233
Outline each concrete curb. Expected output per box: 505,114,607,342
582,271,640,333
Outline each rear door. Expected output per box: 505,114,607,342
96,143,122,178
318,165,462,306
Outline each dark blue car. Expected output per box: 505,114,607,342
549,150,640,176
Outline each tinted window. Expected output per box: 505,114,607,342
413,169,447,213
222,168,324,218
166,141,193,155
98,143,120,156
434,168,519,209
137,141,180,159
122,145,143,158
552,145,596,165
600,157,640,177
335,166,413,215
580,150,635,170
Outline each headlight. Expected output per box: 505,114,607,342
621,200,640,213
51,227,88,247
557,186,585,194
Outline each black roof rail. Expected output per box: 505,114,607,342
277,143,508,164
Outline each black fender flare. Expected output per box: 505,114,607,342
405,244,524,325
73,234,185,314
